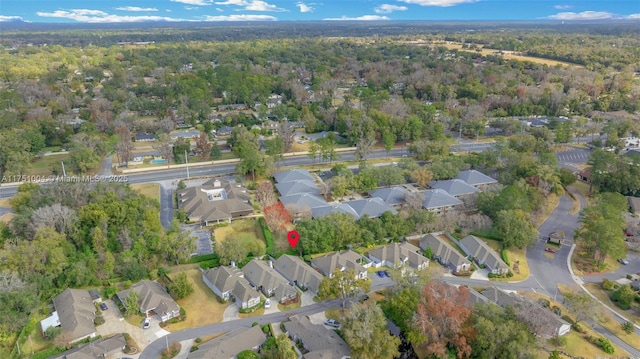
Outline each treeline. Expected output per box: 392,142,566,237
0,182,194,342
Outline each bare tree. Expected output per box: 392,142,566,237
255,181,277,208
115,125,134,166
355,133,376,161
0,271,28,291
404,192,425,211
277,120,296,153
154,133,173,162
30,204,77,234
194,132,212,158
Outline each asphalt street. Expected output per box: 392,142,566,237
159,183,174,230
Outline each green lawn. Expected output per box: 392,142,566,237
31,154,70,176
130,183,160,203
213,219,266,256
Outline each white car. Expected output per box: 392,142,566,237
618,258,629,265
264,299,271,309
142,318,151,329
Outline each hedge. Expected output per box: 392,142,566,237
191,253,218,263
470,231,504,242
258,217,275,256
501,249,510,266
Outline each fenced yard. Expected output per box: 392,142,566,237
213,219,266,257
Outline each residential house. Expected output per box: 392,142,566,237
241,259,298,303
369,186,409,207
417,233,471,273
576,168,591,183
368,242,429,271
466,286,490,305
481,287,571,338
201,266,261,309
276,180,320,197
429,179,480,197
455,170,497,189
311,250,370,280
50,334,126,359
343,197,398,219
134,132,157,142
216,126,234,136
273,169,315,183
280,193,328,220
458,235,509,275
422,189,463,214
311,203,359,219
628,196,640,216
273,255,323,293
41,289,97,344
170,130,200,139
116,280,180,322
177,178,253,225
187,326,266,359
284,315,351,359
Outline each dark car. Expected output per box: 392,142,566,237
544,247,556,253
384,270,391,277
360,294,370,302
100,303,108,311
376,270,385,278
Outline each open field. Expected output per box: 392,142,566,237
31,153,70,176
164,269,228,332
0,213,14,223
431,42,583,68
130,183,160,203
571,181,592,201
213,219,266,256
0,198,12,207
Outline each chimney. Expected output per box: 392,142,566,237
230,260,236,268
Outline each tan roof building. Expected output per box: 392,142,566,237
50,289,97,344
311,250,369,280
368,242,429,271
116,280,180,322
177,178,253,225
284,315,350,359
242,259,298,303
273,255,323,293
188,325,266,359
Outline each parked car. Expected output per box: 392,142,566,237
264,299,271,309
619,258,629,265
384,270,391,277
324,319,340,328
100,303,108,311
360,294,370,303
544,247,556,253
376,270,385,278
142,318,151,329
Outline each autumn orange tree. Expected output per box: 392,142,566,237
412,281,474,359
264,201,291,233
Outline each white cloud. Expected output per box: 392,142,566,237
214,0,286,12
375,4,408,14
0,15,26,22
116,6,158,12
297,2,314,13
323,15,390,21
203,14,277,20
548,11,616,20
398,0,477,7
628,13,640,19
170,0,212,5
36,9,188,23
553,5,573,10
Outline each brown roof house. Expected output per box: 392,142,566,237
241,259,298,304
177,178,253,225
187,325,266,359
416,233,471,273
458,235,509,275
40,288,97,344
311,249,371,280
116,280,180,322
481,287,571,338
284,315,351,359
50,334,126,359
273,254,323,294
367,242,429,273
201,266,261,309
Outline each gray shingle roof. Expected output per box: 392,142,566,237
456,170,497,187
419,234,470,268
116,280,179,320
422,189,463,209
241,260,297,302
311,203,359,219
343,197,397,219
368,242,429,269
275,180,320,197
429,179,480,197
458,235,509,274
188,325,266,359
273,169,314,183
369,187,409,206
279,193,328,209
273,255,323,293
52,289,96,343
284,315,350,358
311,250,367,277
203,266,244,294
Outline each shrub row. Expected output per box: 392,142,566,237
470,231,503,242
501,249,510,266
258,217,275,256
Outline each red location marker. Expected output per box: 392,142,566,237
287,230,300,248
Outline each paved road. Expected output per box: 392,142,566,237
99,155,113,176
0,207,13,216
138,299,343,359
159,183,174,229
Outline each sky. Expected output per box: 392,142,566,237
0,0,639,24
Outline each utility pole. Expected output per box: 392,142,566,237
61,161,67,177
184,150,190,180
